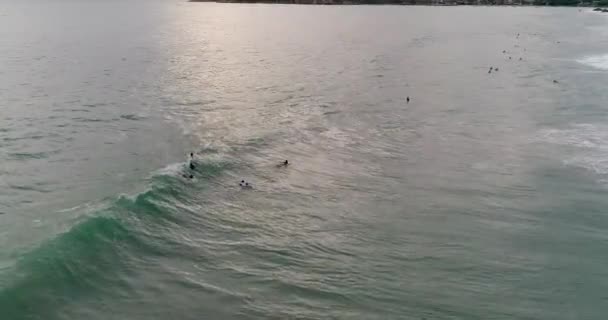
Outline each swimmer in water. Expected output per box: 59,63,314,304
239,180,245,187
277,160,289,167
182,174,193,179
406,96,410,103
188,152,196,170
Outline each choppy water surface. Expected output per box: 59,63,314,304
2,3,608,319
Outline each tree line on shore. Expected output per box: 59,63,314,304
192,0,608,6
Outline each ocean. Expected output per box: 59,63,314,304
2,2,608,319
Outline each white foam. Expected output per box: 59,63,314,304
539,124,608,175
153,162,185,178
539,124,606,148
577,54,608,70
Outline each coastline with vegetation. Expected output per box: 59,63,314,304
190,0,608,7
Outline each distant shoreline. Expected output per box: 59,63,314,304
189,0,603,7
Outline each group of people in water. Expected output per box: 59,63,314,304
493,34,560,84
239,180,252,188
182,152,289,189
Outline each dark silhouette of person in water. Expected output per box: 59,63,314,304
182,174,193,179
277,160,289,168
188,152,196,170
406,96,410,103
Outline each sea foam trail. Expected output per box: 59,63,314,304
577,54,608,70
538,124,608,176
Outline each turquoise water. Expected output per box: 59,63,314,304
2,3,608,319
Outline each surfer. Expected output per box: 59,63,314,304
188,152,196,170
277,160,289,168
406,96,410,103
182,174,193,179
